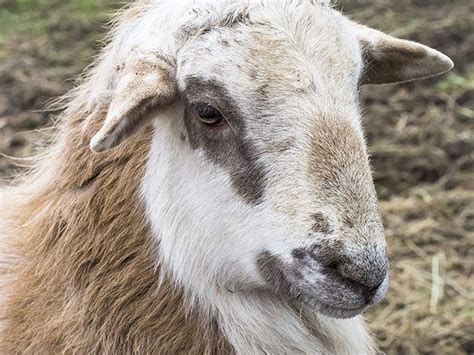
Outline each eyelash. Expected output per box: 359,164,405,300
194,103,227,127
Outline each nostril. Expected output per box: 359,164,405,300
309,249,388,298
337,275,381,304
329,261,387,301
337,261,387,290
362,284,379,302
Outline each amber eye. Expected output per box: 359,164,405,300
195,103,226,127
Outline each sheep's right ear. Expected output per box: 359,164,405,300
90,53,177,153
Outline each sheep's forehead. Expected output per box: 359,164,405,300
177,0,362,102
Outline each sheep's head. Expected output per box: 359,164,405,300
90,0,452,319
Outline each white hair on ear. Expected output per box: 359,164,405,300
90,51,177,152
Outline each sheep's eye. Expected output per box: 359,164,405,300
195,104,225,127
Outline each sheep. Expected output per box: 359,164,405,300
0,0,453,353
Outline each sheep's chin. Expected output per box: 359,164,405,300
301,298,369,319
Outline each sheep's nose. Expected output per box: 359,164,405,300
339,263,387,300
314,245,389,304
330,254,389,303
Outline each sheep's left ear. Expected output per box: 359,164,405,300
90,52,177,152
353,22,454,85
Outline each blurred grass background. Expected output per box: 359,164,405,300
0,0,472,353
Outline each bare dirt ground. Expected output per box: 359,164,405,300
1,1,472,353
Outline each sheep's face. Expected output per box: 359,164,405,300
163,6,388,319
91,1,453,318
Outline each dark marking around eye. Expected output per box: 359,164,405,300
182,76,265,205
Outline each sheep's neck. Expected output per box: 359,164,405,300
0,124,232,353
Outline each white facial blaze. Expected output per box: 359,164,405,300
142,106,281,291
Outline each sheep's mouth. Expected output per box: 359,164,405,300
257,250,388,319
287,270,389,319
277,279,372,319
305,300,368,319
292,287,370,319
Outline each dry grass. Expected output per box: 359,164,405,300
370,189,473,353
0,0,473,353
